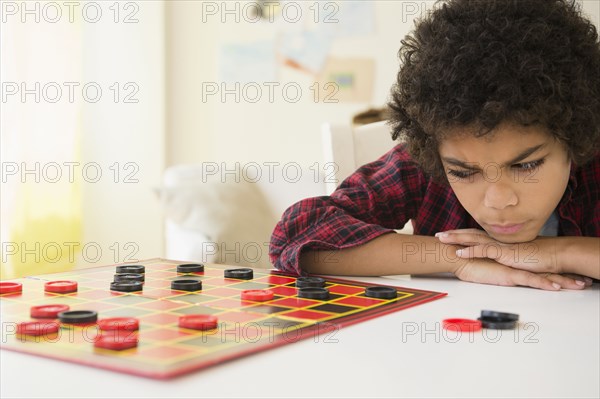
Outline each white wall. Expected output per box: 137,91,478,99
583,0,600,24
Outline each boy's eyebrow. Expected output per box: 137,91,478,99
441,143,547,169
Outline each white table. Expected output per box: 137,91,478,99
1,274,598,399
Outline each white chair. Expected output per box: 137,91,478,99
321,120,398,193
321,120,413,234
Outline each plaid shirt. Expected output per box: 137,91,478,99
269,143,600,275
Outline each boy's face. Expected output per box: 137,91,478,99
438,122,571,243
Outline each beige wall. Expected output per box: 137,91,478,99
165,1,420,168
79,2,166,267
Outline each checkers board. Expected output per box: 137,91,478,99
0,258,446,379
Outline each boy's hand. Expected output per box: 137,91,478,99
453,257,589,290
437,228,593,288
435,228,553,269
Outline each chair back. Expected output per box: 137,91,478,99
321,120,396,193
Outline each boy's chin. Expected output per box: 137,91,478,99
486,230,538,244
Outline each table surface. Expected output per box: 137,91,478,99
1,273,598,399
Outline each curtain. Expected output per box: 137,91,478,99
1,3,83,279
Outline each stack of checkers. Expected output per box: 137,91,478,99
442,310,519,332
172,263,205,291
296,277,329,299
478,310,519,329
94,317,140,350
224,268,253,279
295,277,399,300
110,265,145,292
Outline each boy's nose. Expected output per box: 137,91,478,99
483,181,518,209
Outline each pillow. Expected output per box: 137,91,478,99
159,165,277,268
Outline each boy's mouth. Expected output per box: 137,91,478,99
486,222,526,234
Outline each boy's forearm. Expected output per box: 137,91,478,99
557,237,600,280
300,233,468,276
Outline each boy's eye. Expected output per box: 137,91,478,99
447,158,546,180
512,158,545,171
447,169,475,179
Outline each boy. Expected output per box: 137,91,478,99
269,0,600,290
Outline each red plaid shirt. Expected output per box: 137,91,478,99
269,143,600,275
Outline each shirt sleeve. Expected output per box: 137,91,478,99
269,144,426,275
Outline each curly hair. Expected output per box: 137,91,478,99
388,0,600,184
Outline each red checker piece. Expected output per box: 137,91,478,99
16,321,60,336
94,333,138,351
0,282,23,294
44,280,78,293
30,304,70,319
98,317,140,331
179,314,218,331
241,289,274,302
442,318,482,332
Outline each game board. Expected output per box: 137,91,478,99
0,258,446,379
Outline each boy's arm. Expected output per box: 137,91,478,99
301,233,588,290
555,237,599,279
270,145,421,275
